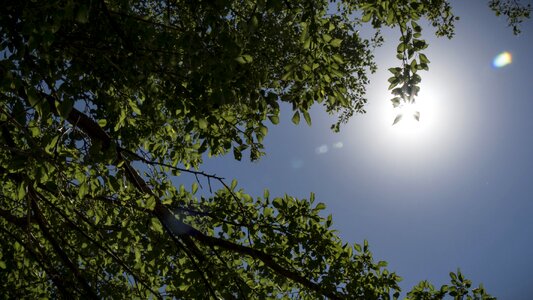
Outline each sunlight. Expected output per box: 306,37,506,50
341,56,469,182
386,93,436,140
350,78,459,181
391,101,421,134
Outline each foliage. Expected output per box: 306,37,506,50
489,0,532,34
0,0,529,298
405,270,496,300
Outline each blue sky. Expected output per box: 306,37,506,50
196,2,533,298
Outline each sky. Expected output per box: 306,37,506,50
195,2,533,299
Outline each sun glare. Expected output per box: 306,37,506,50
388,100,426,138
345,59,468,181
393,101,420,130
384,82,442,140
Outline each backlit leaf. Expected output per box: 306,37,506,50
393,114,403,125
291,111,300,125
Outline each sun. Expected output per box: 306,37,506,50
392,101,421,130
387,100,427,139
385,83,441,139
343,59,470,182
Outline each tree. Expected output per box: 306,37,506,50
0,0,529,298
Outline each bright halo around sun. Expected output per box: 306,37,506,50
384,81,442,140
392,101,421,132
347,61,468,183
374,76,448,150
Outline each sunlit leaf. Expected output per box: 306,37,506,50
235,54,253,64
330,38,343,47
292,111,301,125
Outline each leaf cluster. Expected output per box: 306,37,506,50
489,0,532,34
0,0,520,298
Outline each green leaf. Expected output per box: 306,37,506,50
450,272,458,281
268,115,280,124
233,147,242,160
291,111,300,125
115,110,127,131
410,60,418,73
378,261,388,267
273,197,283,209
299,22,308,43
259,125,268,136
315,202,326,210
235,54,253,64
332,54,344,64
388,80,399,90
281,71,293,81
411,20,422,33
134,247,142,263
413,39,427,50
17,183,26,200
97,119,107,127
303,111,312,126
130,102,142,115
45,135,59,154
397,42,405,53
388,67,402,75
198,118,208,130
419,53,430,64
362,12,373,23
146,196,156,210
330,39,343,47
386,10,395,24
264,207,273,217
151,218,164,234
303,37,311,49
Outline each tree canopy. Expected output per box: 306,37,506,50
0,0,529,298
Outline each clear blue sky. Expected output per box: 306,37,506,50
197,2,533,298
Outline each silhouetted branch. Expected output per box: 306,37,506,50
29,190,99,299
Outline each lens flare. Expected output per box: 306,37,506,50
332,142,344,149
315,144,329,154
493,51,512,68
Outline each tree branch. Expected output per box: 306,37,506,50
29,190,99,299
36,89,343,299
0,226,72,298
34,188,162,299
155,204,341,299
0,206,30,228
